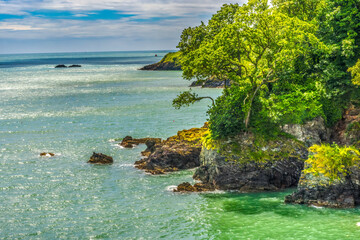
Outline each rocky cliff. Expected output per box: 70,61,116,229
285,107,360,208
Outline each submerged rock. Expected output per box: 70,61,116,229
40,152,55,157
69,64,81,68
55,64,67,68
87,152,113,164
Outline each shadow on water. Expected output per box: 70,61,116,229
201,190,330,218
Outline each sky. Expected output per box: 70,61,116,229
0,0,244,54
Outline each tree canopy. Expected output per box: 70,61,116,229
175,0,360,139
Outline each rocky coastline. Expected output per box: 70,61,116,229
127,107,360,208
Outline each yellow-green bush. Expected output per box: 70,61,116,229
304,144,360,181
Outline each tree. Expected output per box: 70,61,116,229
179,0,322,129
172,90,214,109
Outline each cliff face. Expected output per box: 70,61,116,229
191,133,307,192
285,166,360,208
139,52,182,71
285,107,360,208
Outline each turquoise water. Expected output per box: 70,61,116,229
1,51,360,239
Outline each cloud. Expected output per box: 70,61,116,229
0,0,245,53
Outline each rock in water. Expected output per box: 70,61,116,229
69,64,81,68
55,64,67,68
120,136,162,149
40,152,55,157
134,124,208,174
174,182,215,192
285,166,360,208
88,152,113,164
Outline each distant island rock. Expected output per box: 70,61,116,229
139,52,182,71
54,64,82,68
55,64,67,68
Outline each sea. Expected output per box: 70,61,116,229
1,51,360,239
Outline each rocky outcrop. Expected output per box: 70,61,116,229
182,134,307,192
331,106,360,147
55,64,67,68
285,107,360,208
189,78,231,88
134,124,208,174
139,61,181,71
285,165,360,208
40,152,55,157
174,182,215,192
140,52,182,71
281,117,330,147
87,152,113,164
120,136,161,148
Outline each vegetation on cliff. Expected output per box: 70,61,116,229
304,144,360,181
175,0,360,141
140,52,182,70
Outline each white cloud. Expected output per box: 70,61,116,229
0,0,246,53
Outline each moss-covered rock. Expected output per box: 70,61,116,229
193,133,307,191
285,165,360,208
134,124,208,174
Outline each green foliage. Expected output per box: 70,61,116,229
207,87,246,139
304,144,360,181
348,59,360,86
175,0,360,141
172,90,214,109
160,52,182,66
316,0,360,106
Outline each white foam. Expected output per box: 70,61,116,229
310,205,323,209
166,185,178,191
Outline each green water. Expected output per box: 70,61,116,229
1,51,360,239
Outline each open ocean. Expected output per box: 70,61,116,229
1,51,360,239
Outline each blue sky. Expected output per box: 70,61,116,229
0,0,243,54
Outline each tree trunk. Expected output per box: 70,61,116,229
244,84,262,129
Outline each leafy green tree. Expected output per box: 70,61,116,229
179,0,323,129
316,0,360,106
